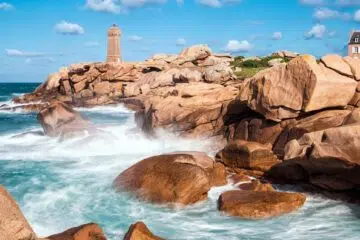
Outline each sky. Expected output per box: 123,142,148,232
1,0,360,82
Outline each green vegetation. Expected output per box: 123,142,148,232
234,67,267,80
231,55,291,80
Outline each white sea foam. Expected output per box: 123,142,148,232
1,103,360,240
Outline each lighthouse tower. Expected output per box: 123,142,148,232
106,24,121,63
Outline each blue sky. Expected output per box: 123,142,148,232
0,0,360,82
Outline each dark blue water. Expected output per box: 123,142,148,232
0,83,360,239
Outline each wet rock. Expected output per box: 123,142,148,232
218,190,306,219
216,140,280,172
0,185,37,240
44,223,106,240
238,180,275,191
275,124,360,191
37,101,90,137
136,82,238,138
113,152,227,205
123,222,164,240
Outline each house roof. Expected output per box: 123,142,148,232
349,31,360,44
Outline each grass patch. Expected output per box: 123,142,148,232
234,67,267,80
231,55,292,80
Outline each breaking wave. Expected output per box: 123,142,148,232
0,95,359,239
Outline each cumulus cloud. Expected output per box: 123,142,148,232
225,40,253,53
305,24,326,39
176,38,186,46
0,2,13,10
354,9,360,21
128,35,142,41
55,21,85,35
121,0,167,8
197,0,242,7
86,0,122,14
272,32,283,40
5,49,45,57
86,0,168,13
313,7,350,20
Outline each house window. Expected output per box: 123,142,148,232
355,47,359,54
356,38,359,43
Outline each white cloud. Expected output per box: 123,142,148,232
336,0,360,6
120,0,167,8
355,9,360,21
84,41,100,47
313,7,350,20
177,0,184,4
86,0,122,14
6,49,45,57
305,24,326,39
299,0,327,5
225,40,253,53
176,38,186,46
0,2,13,10
55,21,85,35
128,35,142,41
198,0,222,7
272,32,282,40
25,58,32,64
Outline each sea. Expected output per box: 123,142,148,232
0,82,359,240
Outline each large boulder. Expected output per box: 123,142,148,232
136,82,238,138
204,63,235,84
343,56,360,81
113,152,227,205
178,44,212,62
218,190,306,219
216,140,280,172
123,222,164,240
44,223,106,240
271,124,360,191
239,55,357,121
0,185,37,240
321,54,353,77
37,101,90,137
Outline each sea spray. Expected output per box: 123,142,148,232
0,85,360,239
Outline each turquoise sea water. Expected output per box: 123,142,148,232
0,82,360,239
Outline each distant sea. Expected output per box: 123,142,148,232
0,82,360,239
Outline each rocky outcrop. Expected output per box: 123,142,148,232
136,82,239,138
0,185,108,240
14,45,235,111
238,180,275,192
218,190,306,219
37,101,90,137
123,222,164,240
239,55,357,121
271,50,299,59
0,185,37,240
269,124,360,191
113,152,227,205
216,140,280,172
44,223,107,240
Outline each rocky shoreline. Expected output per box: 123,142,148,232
2,45,360,239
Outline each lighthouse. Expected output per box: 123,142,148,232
106,24,121,63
